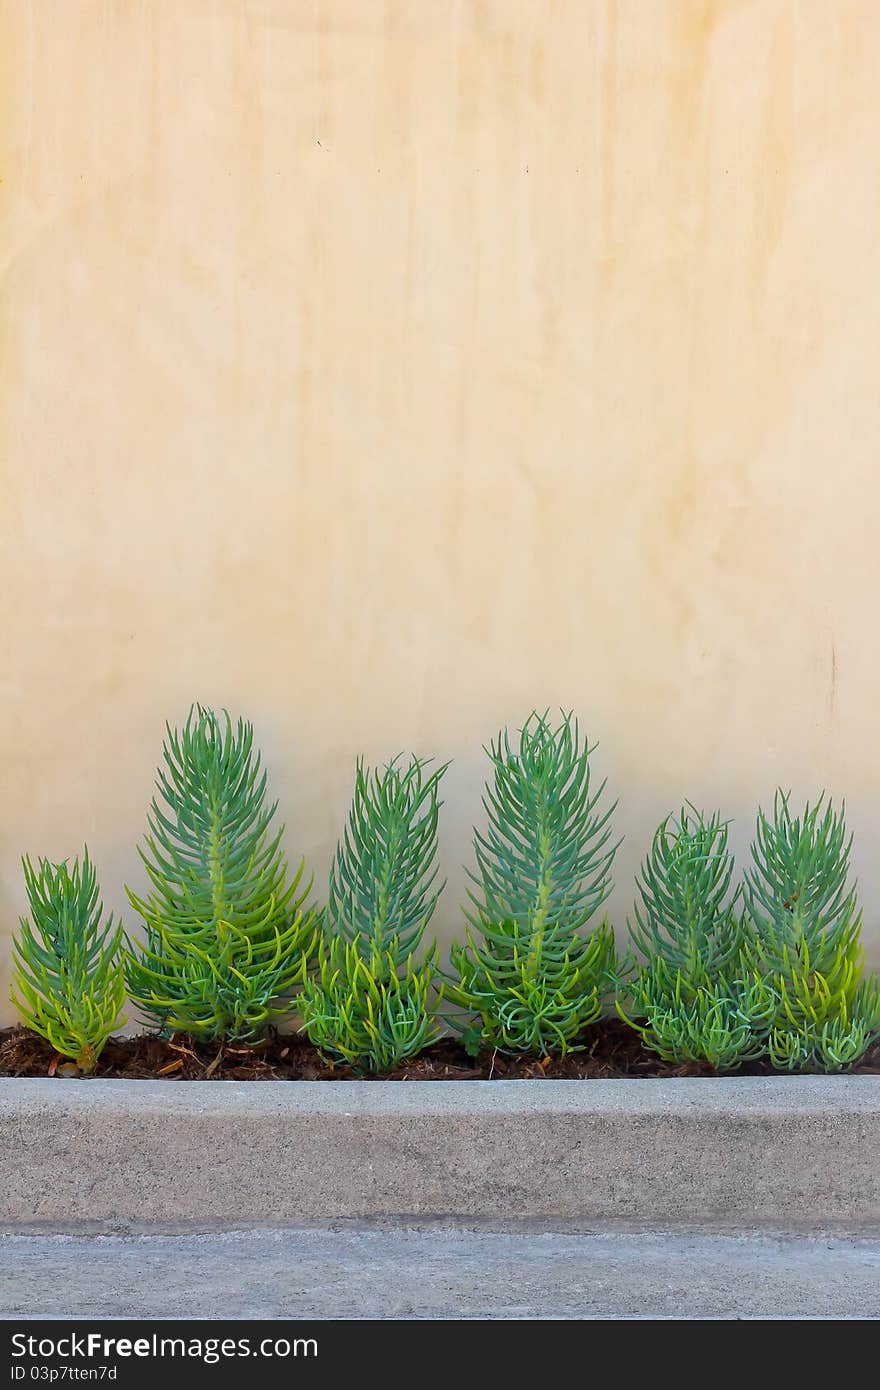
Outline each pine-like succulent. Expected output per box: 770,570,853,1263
619,806,767,1070
299,754,446,1072
744,792,880,1071
629,805,743,983
744,791,861,982
327,755,447,956
11,849,125,1071
125,706,317,1043
447,711,621,1057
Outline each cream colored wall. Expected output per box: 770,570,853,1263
2,0,880,1024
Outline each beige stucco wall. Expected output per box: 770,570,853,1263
2,0,880,1024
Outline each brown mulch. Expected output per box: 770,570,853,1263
1,1020,879,1081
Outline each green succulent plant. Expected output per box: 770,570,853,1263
11,849,125,1070
619,805,768,1070
743,791,861,985
447,711,621,1057
125,706,318,1043
744,792,880,1071
299,754,446,1072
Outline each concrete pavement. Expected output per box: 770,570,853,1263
1,1224,878,1319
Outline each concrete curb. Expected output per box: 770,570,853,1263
1,1076,878,1227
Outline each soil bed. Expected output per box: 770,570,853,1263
2,1020,879,1081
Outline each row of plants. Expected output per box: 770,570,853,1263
9,707,880,1076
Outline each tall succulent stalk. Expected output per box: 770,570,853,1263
11,849,125,1071
448,711,620,1057
299,755,447,1072
125,706,317,1043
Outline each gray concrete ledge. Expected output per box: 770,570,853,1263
1,1076,878,1228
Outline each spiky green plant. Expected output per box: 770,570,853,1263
628,805,743,983
11,849,125,1071
744,792,880,1072
618,806,770,1070
326,755,447,956
744,792,861,983
447,711,620,1057
125,706,317,1043
299,754,446,1072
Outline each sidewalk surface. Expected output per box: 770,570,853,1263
2,1225,878,1319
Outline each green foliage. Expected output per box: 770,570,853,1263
11,849,125,1070
619,806,767,1070
298,936,440,1073
621,795,880,1073
125,706,317,1043
449,917,618,1058
768,975,880,1072
622,958,776,1072
744,792,880,1071
448,712,620,1057
299,754,446,1072
465,711,618,936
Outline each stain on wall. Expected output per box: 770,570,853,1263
2,0,880,1020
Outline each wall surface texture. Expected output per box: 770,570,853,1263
2,0,880,1022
